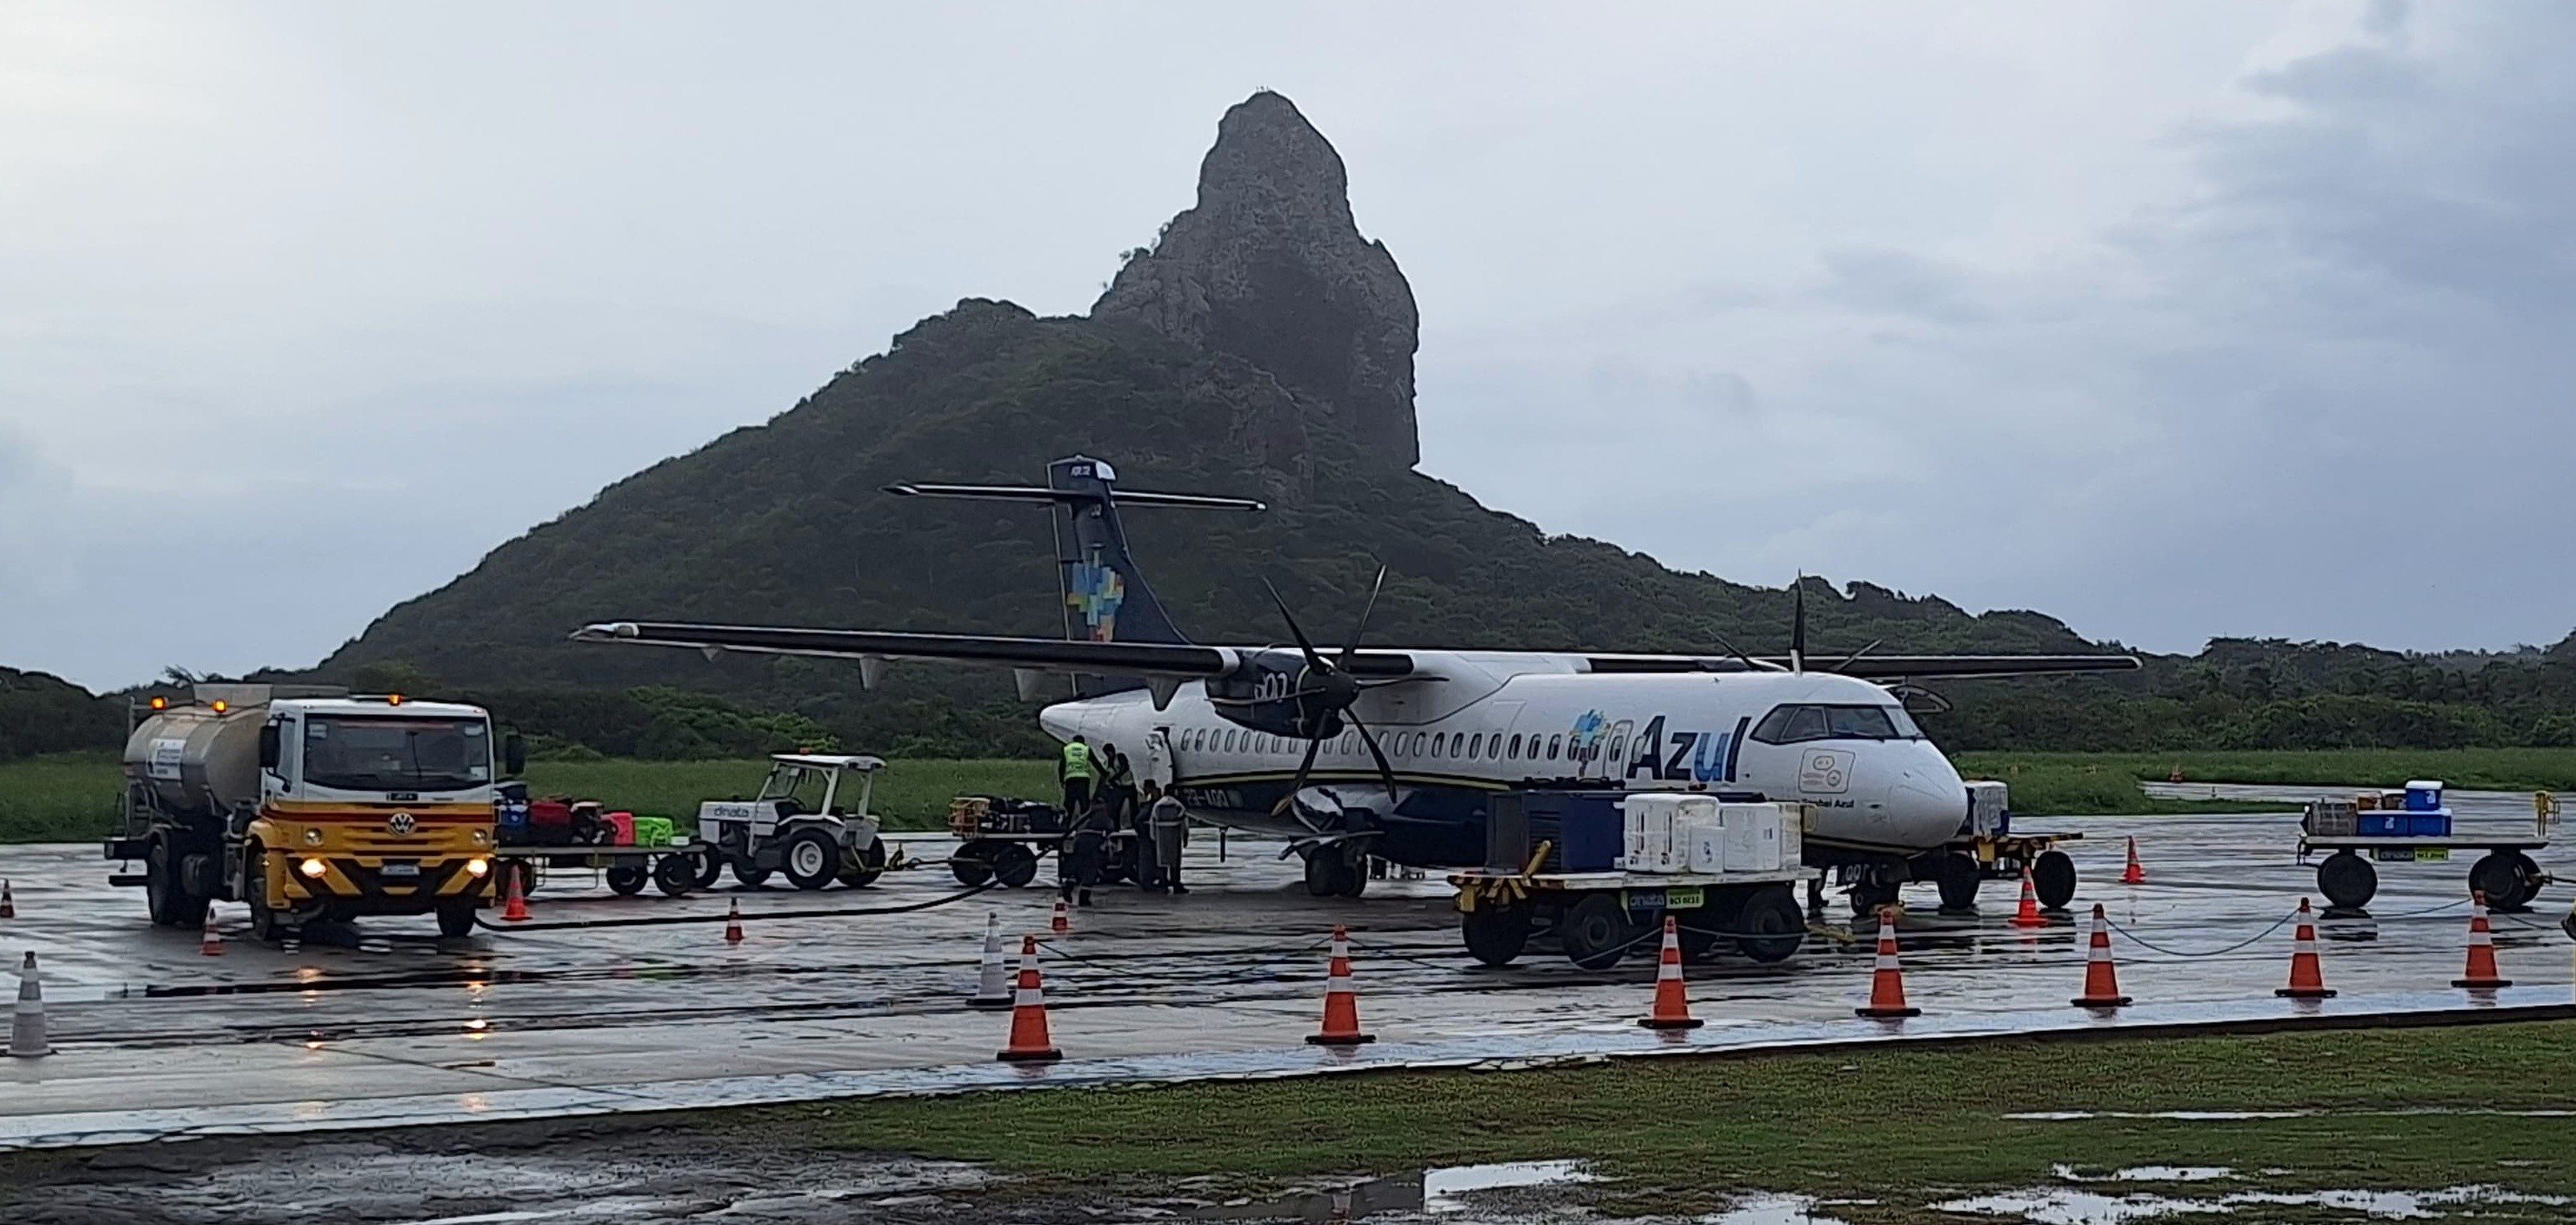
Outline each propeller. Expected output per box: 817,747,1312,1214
1790,574,1807,673
1261,568,1403,822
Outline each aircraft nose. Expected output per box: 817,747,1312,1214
1889,760,1967,836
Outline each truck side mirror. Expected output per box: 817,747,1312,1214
258,725,282,771
504,732,527,777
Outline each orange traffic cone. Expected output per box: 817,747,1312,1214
2070,903,2131,1008
1638,915,1704,1030
0,879,14,919
1306,925,1376,1046
996,934,1063,1062
2453,891,2513,989
501,868,531,922
2121,838,2147,886
2008,864,2048,928
1051,897,1071,936
2276,898,2335,999
1855,908,1920,1018
724,898,745,945
199,906,223,956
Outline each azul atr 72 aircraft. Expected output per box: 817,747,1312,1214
573,456,2138,904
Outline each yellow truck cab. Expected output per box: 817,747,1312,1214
109,684,521,941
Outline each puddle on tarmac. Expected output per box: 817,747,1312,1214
1192,1159,1598,1221
1935,1183,2570,1223
1423,1160,1597,1212
1700,1193,1865,1223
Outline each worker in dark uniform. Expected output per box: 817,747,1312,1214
1146,782,1190,895
1059,737,1095,820
1059,792,1111,908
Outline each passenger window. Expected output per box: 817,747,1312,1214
1431,733,1445,757
1547,734,1562,761
1489,734,1503,760
1607,734,1625,765
1507,734,1523,758
1468,733,1483,758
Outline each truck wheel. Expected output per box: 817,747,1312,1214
1460,904,1530,967
1558,895,1634,970
436,901,478,939
2318,849,2377,912
606,864,648,895
147,840,188,928
2033,849,2079,912
950,842,995,888
783,828,840,890
692,847,725,888
653,853,696,897
1675,912,1723,962
991,842,1040,889
1935,852,1983,913
242,848,282,944
1735,886,1806,964
837,838,887,888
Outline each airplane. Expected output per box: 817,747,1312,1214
572,455,2139,910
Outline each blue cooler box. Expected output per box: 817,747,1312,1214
2404,780,2445,812
2405,810,2453,838
2357,812,2406,837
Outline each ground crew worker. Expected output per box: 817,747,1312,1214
1059,792,1112,908
1146,782,1190,895
1059,737,1095,818
1099,742,1136,832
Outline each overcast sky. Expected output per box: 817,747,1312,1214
5,1,2571,688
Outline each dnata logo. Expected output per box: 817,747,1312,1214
1068,563,1125,642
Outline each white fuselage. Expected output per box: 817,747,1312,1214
1041,651,1968,867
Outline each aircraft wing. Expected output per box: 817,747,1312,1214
1582,653,2141,680
571,622,1240,678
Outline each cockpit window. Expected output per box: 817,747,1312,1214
1751,703,1925,744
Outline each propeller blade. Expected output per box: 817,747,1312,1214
1350,717,1400,805
1261,578,1329,672
1709,632,1787,673
1828,638,1885,674
1790,574,1808,674
1337,566,1388,668
1269,733,1325,819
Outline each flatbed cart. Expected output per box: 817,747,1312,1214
2300,836,2551,914
1453,863,1817,969
492,842,716,899
946,795,1150,889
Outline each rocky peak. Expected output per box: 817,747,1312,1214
1092,91,1420,468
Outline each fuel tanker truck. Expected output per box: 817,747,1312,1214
105,684,522,941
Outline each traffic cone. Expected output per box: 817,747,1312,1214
1306,925,1376,1046
200,906,223,956
2070,903,2131,1008
2121,838,2147,886
500,869,531,922
996,934,1062,1062
968,912,1012,1008
1637,915,1704,1030
2275,898,2336,999
1051,897,1071,936
7,952,48,1058
1855,908,1920,1018
2453,891,2513,989
2008,864,2048,928
724,898,745,945
0,879,15,919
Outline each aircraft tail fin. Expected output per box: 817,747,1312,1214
886,457,1264,683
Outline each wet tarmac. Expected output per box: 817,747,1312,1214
2,797,2571,1152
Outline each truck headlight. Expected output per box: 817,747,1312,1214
466,858,490,878
298,858,328,879
302,828,324,847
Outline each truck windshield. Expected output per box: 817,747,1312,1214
302,718,492,792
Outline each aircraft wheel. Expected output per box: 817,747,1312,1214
1558,895,1634,970
783,828,840,890
991,842,1040,889
2033,849,2079,911
1304,850,1363,898
1935,853,1983,912
1735,886,1806,963
2318,850,2377,912
1848,879,1900,919
1460,904,1530,967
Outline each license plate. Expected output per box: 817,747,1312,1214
1662,887,1705,910
381,862,421,878
2414,848,2450,862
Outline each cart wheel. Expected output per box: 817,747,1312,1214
950,842,995,888
1735,885,1806,964
2469,852,2530,911
991,842,1040,889
652,853,696,897
606,864,648,895
2319,849,2377,912
2509,852,2546,912
2033,849,2079,912
1461,904,1530,967
1935,852,1983,912
783,828,840,891
1558,894,1634,970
